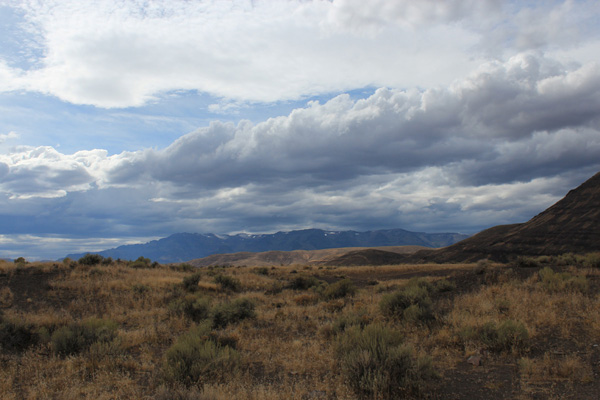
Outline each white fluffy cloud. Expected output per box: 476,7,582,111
0,0,597,108
0,131,18,144
1,53,598,240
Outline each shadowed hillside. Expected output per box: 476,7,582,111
326,172,600,265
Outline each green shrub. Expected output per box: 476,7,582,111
287,275,322,291
129,256,152,269
132,283,151,295
335,324,435,398
163,322,240,387
538,267,588,293
50,326,80,356
380,280,433,323
323,278,357,300
51,317,118,356
182,272,202,292
13,257,28,266
89,267,105,278
214,274,242,292
515,256,540,268
459,320,529,353
556,253,578,266
0,319,38,353
78,253,104,266
332,311,370,335
495,320,529,352
254,267,269,276
402,304,433,324
406,277,434,292
583,252,600,268
434,278,456,293
171,263,196,273
170,295,212,323
211,298,255,328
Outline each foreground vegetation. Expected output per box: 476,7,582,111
1,254,599,399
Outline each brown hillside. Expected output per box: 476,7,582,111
188,245,427,267
415,171,600,263
324,249,413,266
326,171,600,265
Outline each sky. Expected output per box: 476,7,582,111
1,0,599,260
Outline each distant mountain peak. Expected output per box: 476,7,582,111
65,227,469,264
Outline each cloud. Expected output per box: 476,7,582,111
323,0,502,32
0,53,598,242
0,146,98,199
0,1,597,108
0,234,160,261
102,54,600,189
0,131,18,143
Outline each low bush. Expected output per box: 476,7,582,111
129,256,153,269
538,267,588,293
322,278,356,300
0,318,38,353
434,278,456,293
51,317,118,356
287,275,322,291
214,274,242,292
132,283,151,296
583,252,600,269
211,298,256,328
459,320,529,353
78,253,104,266
169,295,212,323
171,263,196,273
332,311,370,335
380,279,434,324
335,324,436,399
13,257,28,266
182,272,202,292
0,287,13,307
515,256,540,268
293,293,319,306
163,322,240,387
253,267,269,276
555,253,579,266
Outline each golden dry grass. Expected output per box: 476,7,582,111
0,258,598,399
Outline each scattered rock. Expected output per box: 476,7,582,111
467,355,483,366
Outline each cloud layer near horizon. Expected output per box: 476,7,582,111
1,1,599,260
2,53,599,246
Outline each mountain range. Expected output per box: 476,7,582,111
65,228,469,264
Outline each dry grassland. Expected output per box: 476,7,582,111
0,255,599,399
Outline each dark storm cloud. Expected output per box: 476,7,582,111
1,54,599,249
102,54,600,192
